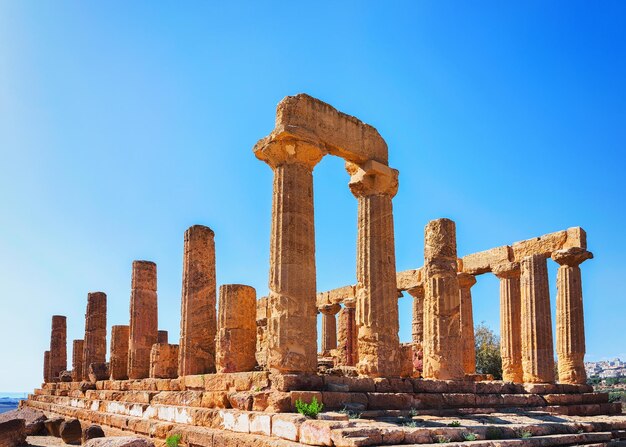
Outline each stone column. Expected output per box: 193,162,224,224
71,340,84,382
82,292,107,380
110,325,129,380
319,304,341,355
158,330,168,344
458,272,477,375
49,315,67,382
407,285,424,346
255,296,269,370
178,225,217,376
255,139,325,374
552,248,592,385
423,219,463,380
493,262,523,383
128,260,158,379
150,344,180,379
520,254,555,383
347,160,401,377
337,298,358,367
216,284,257,373
43,351,50,383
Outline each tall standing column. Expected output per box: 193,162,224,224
423,219,463,380
178,225,217,376
128,260,158,379
110,325,130,380
49,315,67,382
43,351,50,383
72,340,84,382
520,254,555,383
348,160,401,377
458,272,477,375
255,139,325,373
319,304,340,355
337,298,358,367
407,285,424,346
493,262,523,383
82,292,107,380
216,284,257,373
552,248,592,385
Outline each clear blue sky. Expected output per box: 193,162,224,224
1,1,624,392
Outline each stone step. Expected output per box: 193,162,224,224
383,432,613,447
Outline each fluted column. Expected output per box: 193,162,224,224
82,292,107,380
348,160,401,377
43,351,50,383
337,298,358,366
520,254,555,383
49,315,67,382
178,225,216,376
552,248,592,385
128,260,158,379
493,262,523,383
110,325,129,380
423,219,463,380
255,139,325,373
71,340,84,382
319,304,341,355
458,272,477,375
407,285,424,346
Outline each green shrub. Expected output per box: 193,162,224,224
609,391,624,403
448,420,461,427
462,432,477,441
295,397,324,418
515,429,532,439
166,434,182,447
435,435,451,443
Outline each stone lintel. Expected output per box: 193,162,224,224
512,227,586,261
316,285,356,308
462,245,513,275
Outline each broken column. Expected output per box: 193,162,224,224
347,160,401,377
110,325,129,380
520,254,555,383
158,330,168,344
319,303,340,355
458,272,477,375
178,225,217,376
150,344,179,379
128,260,158,379
43,351,50,383
552,248,592,385
423,219,463,380
82,292,107,380
254,139,325,374
49,315,67,382
71,340,84,382
407,285,424,346
216,284,257,373
493,261,523,383
337,298,357,367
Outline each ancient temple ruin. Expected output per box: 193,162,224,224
24,94,625,447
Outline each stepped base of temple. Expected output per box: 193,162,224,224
25,372,625,446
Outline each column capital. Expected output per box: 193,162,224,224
319,303,341,315
254,137,326,169
551,247,593,267
343,298,356,309
457,272,477,289
493,261,520,279
407,284,425,298
346,160,398,198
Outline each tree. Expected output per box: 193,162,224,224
474,322,502,380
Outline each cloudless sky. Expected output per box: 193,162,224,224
1,1,625,392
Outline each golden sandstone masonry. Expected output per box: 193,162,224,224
27,94,622,447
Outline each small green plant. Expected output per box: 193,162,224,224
295,397,324,418
435,435,451,443
486,427,503,440
462,432,477,441
402,420,418,428
339,407,361,419
166,434,182,447
515,429,532,439
609,391,624,403
448,420,461,427
409,407,419,417
253,386,262,392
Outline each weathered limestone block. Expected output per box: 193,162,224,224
157,330,168,344
43,351,50,383
336,299,357,367
71,340,84,382
128,261,158,380
520,255,555,383
150,343,180,379
552,247,592,385
317,285,356,308
255,296,268,370
407,285,424,346
255,139,324,374
216,285,257,373
347,160,401,377
178,225,216,376
458,272,477,375
50,315,67,382
88,362,109,382
110,325,129,380
397,268,423,292
462,246,512,275
512,227,586,261
423,219,463,380
493,262,523,383
319,303,340,355
83,292,107,381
